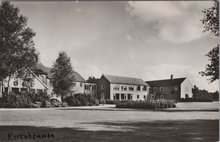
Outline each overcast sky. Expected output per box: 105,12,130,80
13,1,218,92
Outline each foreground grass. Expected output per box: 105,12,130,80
0,120,218,142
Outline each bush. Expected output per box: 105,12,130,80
0,92,32,108
50,98,62,107
115,99,176,109
99,99,106,104
61,102,69,107
105,99,115,104
180,98,213,102
41,100,51,108
0,91,51,108
64,93,99,106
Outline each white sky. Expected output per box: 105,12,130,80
13,1,219,92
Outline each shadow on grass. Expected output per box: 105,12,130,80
0,120,218,142
57,107,219,112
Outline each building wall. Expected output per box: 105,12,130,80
71,81,84,94
2,75,47,93
148,85,181,101
97,76,110,100
84,83,97,97
181,79,193,98
110,84,149,100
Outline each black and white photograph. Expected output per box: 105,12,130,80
0,0,219,141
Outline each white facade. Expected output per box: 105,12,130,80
84,83,97,97
110,83,149,101
2,74,48,93
71,81,84,94
181,78,193,99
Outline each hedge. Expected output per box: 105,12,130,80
64,93,99,106
115,99,176,109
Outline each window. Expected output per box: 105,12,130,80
94,85,96,90
12,88,19,93
121,85,127,91
101,93,105,99
121,94,125,100
160,87,164,91
153,87,157,93
151,95,155,100
21,88,28,93
128,94,132,100
101,85,105,90
174,86,178,91
144,95,146,99
129,86,134,91
142,86,147,91
137,85,141,91
113,85,119,90
137,95,139,99
113,95,116,100
116,93,120,100
160,95,164,99
80,83,83,87
13,79,18,86
73,82,76,86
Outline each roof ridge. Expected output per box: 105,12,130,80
104,74,143,80
146,77,186,82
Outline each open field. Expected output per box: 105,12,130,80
0,102,219,142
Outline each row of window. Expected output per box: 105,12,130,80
112,93,146,100
109,85,147,91
153,86,178,93
4,87,45,93
84,84,97,90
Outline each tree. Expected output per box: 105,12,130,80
200,1,219,83
201,0,219,36
200,45,219,83
50,52,75,102
0,1,38,94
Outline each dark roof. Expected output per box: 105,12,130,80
35,63,52,76
35,63,85,82
73,71,86,82
103,74,148,85
146,78,186,87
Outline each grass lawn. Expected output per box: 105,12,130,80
0,102,219,142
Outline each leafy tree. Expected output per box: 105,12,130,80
200,45,219,83
201,0,219,36
200,1,219,82
0,1,38,94
50,52,75,102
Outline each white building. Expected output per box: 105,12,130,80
84,82,97,97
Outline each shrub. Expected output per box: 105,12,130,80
61,102,69,107
64,93,99,106
180,98,213,102
0,91,51,108
50,98,62,107
41,100,51,108
105,99,115,104
115,99,176,109
0,92,32,108
99,99,106,104
29,92,50,103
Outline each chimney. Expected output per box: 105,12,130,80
170,74,173,80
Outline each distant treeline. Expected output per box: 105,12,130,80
192,85,219,101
